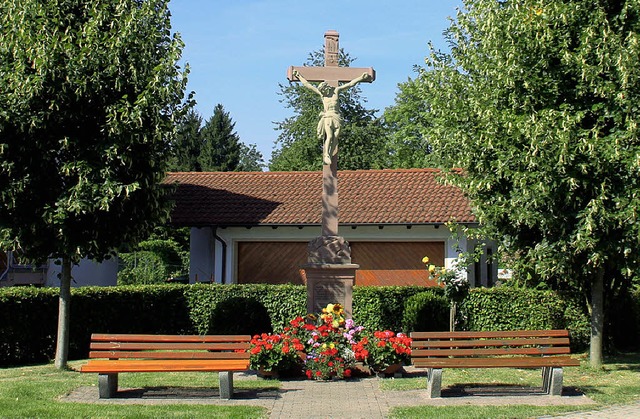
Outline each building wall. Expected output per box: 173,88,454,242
46,257,118,287
189,225,471,285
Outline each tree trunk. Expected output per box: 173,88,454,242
54,258,72,369
449,302,456,332
589,266,605,369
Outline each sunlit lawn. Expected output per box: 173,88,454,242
0,361,274,418
383,352,640,418
1,353,639,418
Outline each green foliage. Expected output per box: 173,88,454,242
117,251,168,285
0,0,189,263
118,227,189,285
238,143,266,172
383,75,435,168
198,104,241,172
429,0,640,286
462,288,590,350
352,286,438,332
0,285,191,366
270,49,390,171
401,291,449,332
170,109,204,172
183,284,307,334
169,106,264,172
209,296,273,335
0,284,605,366
400,0,640,362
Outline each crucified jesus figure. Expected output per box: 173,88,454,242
293,69,372,165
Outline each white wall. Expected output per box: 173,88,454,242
46,257,118,287
190,224,472,284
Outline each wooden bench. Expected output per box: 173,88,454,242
80,334,251,399
410,329,580,398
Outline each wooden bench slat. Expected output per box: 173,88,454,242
89,342,249,351
81,359,250,373
413,356,580,369
412,337,570,349
90,334,251,343
88,351,250,360
410,330,570,339
412,346,571,357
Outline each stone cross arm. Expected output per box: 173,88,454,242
287,66,376,85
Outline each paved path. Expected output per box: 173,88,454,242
61,369,635,419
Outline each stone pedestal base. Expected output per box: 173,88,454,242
303,263,358,318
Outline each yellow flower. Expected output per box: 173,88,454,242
440,268,447,275
332,303,343,314
535,8,543,15
422,256,430,264
428,264,436,273
325,303,335,313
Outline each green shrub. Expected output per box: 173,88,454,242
352,286,439,331
208,296,273,335
118,251,168,285
462,287,590,351
0,282,608,367
402,291,449,333
184,284,306,334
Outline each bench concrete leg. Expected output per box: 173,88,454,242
548,367,563,396
219,371,234,399
542,367,551,393
98,373,118,399
426,368,443,398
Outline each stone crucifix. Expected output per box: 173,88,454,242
287,30,375,239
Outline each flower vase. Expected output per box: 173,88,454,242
375,363,403,378
257,367,279,379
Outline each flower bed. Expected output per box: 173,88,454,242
248,303,412,380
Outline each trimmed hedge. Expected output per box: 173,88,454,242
462,288,591,351
0,283,612,366
352,285,439,331
401,291,449,332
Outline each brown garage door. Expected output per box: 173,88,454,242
236,241,444,286
350,242,444,286
237,242,307,284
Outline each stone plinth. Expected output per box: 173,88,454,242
307,235,352,264
303,263,358,318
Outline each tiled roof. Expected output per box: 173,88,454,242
164,169,476,227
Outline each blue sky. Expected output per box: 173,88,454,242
168,1,463,164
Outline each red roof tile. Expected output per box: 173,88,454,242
164,169,476,227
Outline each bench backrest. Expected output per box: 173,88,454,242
410,329,572,359
88,334,251,361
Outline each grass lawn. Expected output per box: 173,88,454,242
1,353,639,418
383,352,640,418
0,360,275,418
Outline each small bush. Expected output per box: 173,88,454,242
208,296,273,335
402,291,449,332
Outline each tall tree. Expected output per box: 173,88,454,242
0,0,189,368
383,75,434,168
198,104,241,172
238,143,266,172
410,0,640,367
270,50,390,171
170,108,203,172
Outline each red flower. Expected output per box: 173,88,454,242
306,370,312,379
344,369,352,378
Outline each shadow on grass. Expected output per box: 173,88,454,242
443,383,586,398
115,386,281,400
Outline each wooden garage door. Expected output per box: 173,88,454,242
350,242,444,286
237,241,444,286
237,242,307,284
